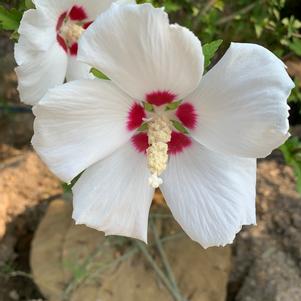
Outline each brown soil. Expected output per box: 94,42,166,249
1,142,301,301
0,145,63,301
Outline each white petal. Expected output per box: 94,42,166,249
66,56,92,81
32,79,134,183
115,0,136,4
16,42,68,105
75,0,118,20
161,141,256,248
33,0,73,19
189,43,294,158
33,0,121,20
72,142,154,242
14,35,39,65
17,8,56,52
78,3,203,101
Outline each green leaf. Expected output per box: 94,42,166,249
25,0,35,9
280,137,301,194
254,24,263,38
90,67,109,80
164,1,181,12
137,122,148,132
171,120,189,134
213,0,224,11
202,39,223,69
62,171,83,192
288,78,301,104
165,100,182,111
0,5,22,31
288,38,301,56
143,102,154,112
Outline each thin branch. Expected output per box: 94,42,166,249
1,271,33,279
161,232,185,243
151,220,184,300
63,232,184,300
292,32,301,38
63,247,138,300
192,0,216,31
217,3,256,25
201,0,217,16
135,241,183,301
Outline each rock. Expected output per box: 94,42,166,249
228,158,301,301
31,200,73,301
236,247,301,301
31,200,231,301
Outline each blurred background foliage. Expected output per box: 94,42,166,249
1,0,301,191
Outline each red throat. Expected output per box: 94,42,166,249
146,91,176,106
176,102,198,129
127,103,146,131
56,5,90,56
131,131,192,155
128,91,196,155
68,5,88,21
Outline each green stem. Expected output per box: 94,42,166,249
135,241,183,301
151,221,186,300
1,271,33,279
217,3,256,25
63,247,138,300
63,232,184,300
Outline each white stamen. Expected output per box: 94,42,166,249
146,115,171,188
60,21,84,46
148,173,163,188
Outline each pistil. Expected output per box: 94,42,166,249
146,115,172,188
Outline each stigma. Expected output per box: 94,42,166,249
146,115,172,188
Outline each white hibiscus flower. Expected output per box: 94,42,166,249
32,3,294,248
15,0,134,105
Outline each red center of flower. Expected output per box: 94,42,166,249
56,5,92,56
128,91,197,155
146,91,176,106
131,131,192,155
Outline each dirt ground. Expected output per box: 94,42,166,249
1,33,301,301
1,141,301,301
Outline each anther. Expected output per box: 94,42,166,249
146,115,171,188
59,22,84,46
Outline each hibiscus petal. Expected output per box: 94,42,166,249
75,0,133,20
33,0,73,19
66,56,92,81
32,79,134,183
161,141,256,248
15,42,68,105
14,35,39,66
72,142,154,242
115,0,136,4
78,3,203,101
33,0,129,21
188,43,294,158
17,8,56,52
